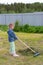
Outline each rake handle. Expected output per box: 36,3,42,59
18,38,36,53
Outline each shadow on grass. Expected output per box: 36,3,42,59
18,47,43,56
18,47,34,56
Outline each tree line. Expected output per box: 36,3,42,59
0,2,43,13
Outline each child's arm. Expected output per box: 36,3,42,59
8,31,18,40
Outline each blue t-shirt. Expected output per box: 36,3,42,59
7,29,18,42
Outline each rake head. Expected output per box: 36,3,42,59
25,48,40,57
34,52,40,57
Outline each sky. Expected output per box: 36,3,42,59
0,0,43,4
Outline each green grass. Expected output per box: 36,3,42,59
0,31,43,65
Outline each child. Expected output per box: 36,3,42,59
7,23,19,57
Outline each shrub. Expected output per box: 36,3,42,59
0,21,43,33
0,25,8,31
14,20,20,32
23,24,29,32
14,21,43,33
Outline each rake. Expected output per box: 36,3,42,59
18,38,40,57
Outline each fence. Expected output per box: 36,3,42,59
0,12,43,26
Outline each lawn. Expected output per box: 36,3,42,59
0,31,43,65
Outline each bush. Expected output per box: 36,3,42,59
0,25,8,31
28,26,36,33
14,21,43,33
38,26,43,33
0,21,43,33
23,24,29,32
14,20,20,32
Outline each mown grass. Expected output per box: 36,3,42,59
0,31,43,65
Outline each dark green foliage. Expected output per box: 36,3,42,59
14,20,20,32
14,21,43,33
0,21,43,33
23,24,29,32
0,25,8,31
0,2,43,13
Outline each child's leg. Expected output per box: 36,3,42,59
9,42,19,57
9,42,16,54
